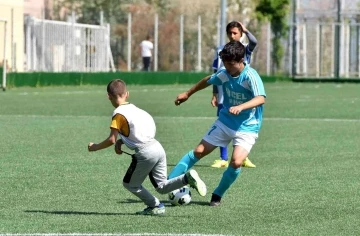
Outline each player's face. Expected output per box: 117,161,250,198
223,60,242,77
227,27,242,42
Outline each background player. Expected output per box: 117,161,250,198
210,21,258,168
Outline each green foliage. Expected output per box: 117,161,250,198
256,0,290,73
60,0,128,24
144,0,171,14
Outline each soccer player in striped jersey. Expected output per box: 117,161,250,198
169,41,266,206
88,79,207,215
211,21,258,168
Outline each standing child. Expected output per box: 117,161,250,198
169,41,266,206
88,79,207,215
140,35,154,71
211,21,257,168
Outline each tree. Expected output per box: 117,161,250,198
255,0,290,73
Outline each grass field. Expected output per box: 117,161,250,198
0,82,359,235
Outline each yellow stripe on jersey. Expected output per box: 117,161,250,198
110,113,130,137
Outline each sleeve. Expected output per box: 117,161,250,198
245,31,257,52
110,113,130,137
213,85,218,93
212,51,219,70
207,72,223,86
248,69,266,97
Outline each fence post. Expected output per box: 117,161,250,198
302,22,307,77
179,14,184,72
266,22,271,75
11,8,15,72
197,15,201,72
1,19,7,91
334,0,341,79
154,14,158,72
316,22,320,78
41,9,45,71
127,13,131,72
291,0,297,78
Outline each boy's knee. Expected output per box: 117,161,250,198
193,148,209,159
123,182,140,193
154,186,167,195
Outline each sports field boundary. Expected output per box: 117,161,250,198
0,234,230,236
4,71,290,88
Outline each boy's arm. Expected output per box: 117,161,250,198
245,31,257,52
211,84,218,107
229,96,265,115
175,75,212,105
88,128,118,152
239,22,257,52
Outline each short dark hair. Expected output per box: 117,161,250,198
107,79,127,97
219,41,245,62
226,21,242,36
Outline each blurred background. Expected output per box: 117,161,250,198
0,0,360,78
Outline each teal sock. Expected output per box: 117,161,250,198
213,166,241,197
168,150,199,179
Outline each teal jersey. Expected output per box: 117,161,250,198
207,64,266,133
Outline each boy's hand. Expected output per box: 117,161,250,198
175,92,189,106
88,142,97,152
211,95,218,107
238,22,248,33
229,105,243,115
114,140,123,155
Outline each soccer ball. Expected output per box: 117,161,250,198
168,186,192,206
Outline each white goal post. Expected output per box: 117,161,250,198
0,18,7,91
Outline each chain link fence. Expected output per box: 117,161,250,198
25,16,114,72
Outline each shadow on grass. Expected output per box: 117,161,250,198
117,199,210,206
24,209,191,217
24,210,135,216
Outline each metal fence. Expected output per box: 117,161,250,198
255,21,360,79
25,16,114,72
109,11,360,79
19,15,360,79
290,22,360,78
0,18,8,90
0,1,356,80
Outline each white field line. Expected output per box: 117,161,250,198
0,115,359,123
0,234,230,236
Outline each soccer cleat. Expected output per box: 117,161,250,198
135,203,165,215
209,201,221,207
186,169,207,197
209,194,221,207
211,159,229,168
242,157,256,168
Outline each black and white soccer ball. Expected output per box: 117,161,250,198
168,186,192,206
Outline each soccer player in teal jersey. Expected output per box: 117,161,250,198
169,41,266,206
211,21,258,168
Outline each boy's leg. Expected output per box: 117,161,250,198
167,150,199,179
211,104,229,168
168,139,217,179
141,141,206,197
210,132,257,206
123,146,161,208
149,142,188,193
211,165,242,206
